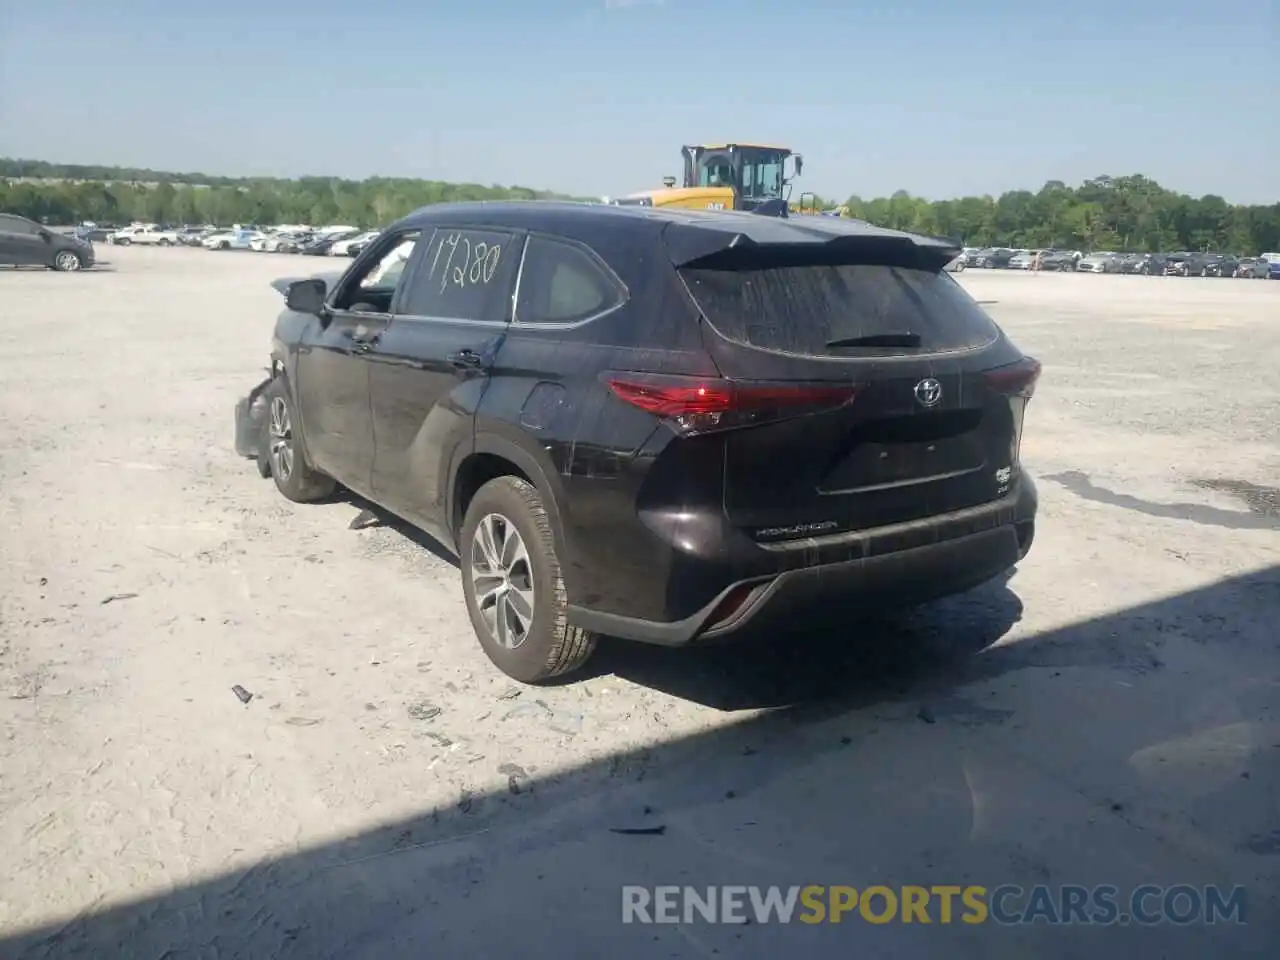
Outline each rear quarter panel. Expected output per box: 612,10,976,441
474,227,717,607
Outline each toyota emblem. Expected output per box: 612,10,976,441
914,378,943,407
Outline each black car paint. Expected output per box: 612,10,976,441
1037,250,1077,271
1159,252,1233,277
253,202,1037,646
297,233,353,256
0,213,95,268
1199,254,1238,277
976,248,1017,268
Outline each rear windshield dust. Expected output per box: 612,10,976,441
680,264,1001,358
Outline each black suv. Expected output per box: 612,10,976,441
1166,252,1236,277
974,247,1017,269
1038,250,1078,271
0,213,95,271
235,202,1040,683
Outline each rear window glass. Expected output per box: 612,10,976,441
680,264,1000,357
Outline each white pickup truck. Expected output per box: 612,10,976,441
110,224,182,246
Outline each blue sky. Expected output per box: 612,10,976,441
1,0,1276,204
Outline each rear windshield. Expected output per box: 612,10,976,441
680,264,1000,357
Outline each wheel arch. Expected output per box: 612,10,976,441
268,363,323,472
454,434,570,566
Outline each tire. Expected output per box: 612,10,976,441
118,238,131,246
159,238,172,247
52,251,83,272
219,241,230,250
460,476,597,683
263,377,336,503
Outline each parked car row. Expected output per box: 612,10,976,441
98,221,388,258
962,246,1280,278
24,215,1280,283
1,214,396,270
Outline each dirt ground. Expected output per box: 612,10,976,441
1,247,1277,958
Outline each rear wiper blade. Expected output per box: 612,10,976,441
825,332,922,349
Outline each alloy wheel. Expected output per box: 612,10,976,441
470,513,535,650
54,252,81,271
268,396,294,482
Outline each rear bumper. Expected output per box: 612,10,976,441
567,475,1037,647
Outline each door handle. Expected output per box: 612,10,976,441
448,349,483,370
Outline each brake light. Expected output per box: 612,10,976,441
603,373,860,433
984,357,1041,399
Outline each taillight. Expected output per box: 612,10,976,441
985,357,1040,469
602,372,860,434
984,357,1041,399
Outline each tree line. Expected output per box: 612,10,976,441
2,158,1277,254
0,160,583,234
841,175,1278,255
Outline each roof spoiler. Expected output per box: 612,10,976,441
678,236,956,272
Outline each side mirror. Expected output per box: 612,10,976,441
662,175,677,188
285,278,327,316
39,228,54,243
794,154,804,176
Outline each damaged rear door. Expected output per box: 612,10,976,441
367,225,524,543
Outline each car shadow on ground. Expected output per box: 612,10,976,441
6,563,1277,958
334,490,1021,711
580,571,1023,709
336,491,461,569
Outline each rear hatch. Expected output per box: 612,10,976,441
678,240,1035,543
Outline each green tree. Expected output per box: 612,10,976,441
3,158,1277,253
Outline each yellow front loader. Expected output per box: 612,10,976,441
613,143,807,217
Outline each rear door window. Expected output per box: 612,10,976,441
514,235,627,325
0,215,38,235
680,262,1000,357
398,227,521,323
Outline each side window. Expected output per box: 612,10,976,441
0,215,36,235
332,229,422,313
515,235,626,325
359,234,415,291
698,157,734,189
758,160,783,198
398,227,520,323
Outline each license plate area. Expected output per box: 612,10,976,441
819,410,988,492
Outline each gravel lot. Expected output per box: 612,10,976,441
2,247,1277,958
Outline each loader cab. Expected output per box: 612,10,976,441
612,142,803,215
681,143,802,212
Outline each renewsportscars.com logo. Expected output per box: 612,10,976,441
622,884,1249,926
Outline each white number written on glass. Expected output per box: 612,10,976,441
427,232,502,293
